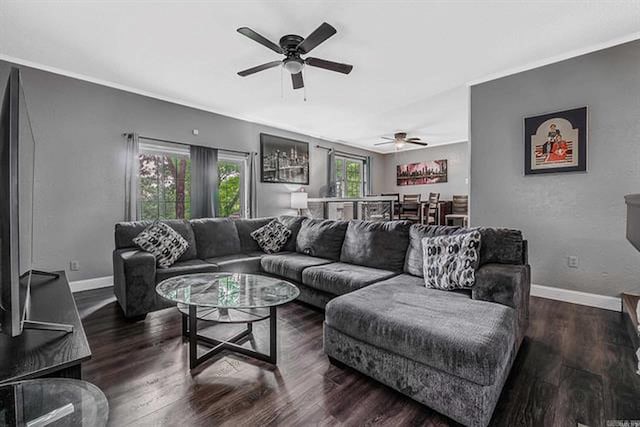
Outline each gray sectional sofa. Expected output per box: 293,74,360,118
112,216,530,427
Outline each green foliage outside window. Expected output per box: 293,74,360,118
139,153,243,220
218,160,242,218
139,153,191,220
335,157,364,198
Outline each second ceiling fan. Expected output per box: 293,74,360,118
375,132,428,149
236,22,353,90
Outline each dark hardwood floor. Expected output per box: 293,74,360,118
74,289,640,426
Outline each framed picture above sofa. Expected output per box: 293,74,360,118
524,106,587,175
260,133,309,184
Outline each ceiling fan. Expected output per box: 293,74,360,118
375,132,429,149
236,22,353,90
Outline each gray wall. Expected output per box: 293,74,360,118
0,60,384,281
381,141,469,200
470,40,640,297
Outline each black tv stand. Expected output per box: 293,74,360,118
0,271,91,384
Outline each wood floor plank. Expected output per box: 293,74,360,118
554,365,605,427
73,288,640,426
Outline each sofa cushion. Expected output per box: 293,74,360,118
296,219,349,261
115,220,198,262
250,219,292,254
260,252,332,283
478,228,524,266
234,217,274,252
133,221,189,268
422,230,481,290
404,224,465,276
155,259,219,283
302,262,396,296
340,220,411,271
204,253,264,273
190,218,241,259
374,274,472,298
325,281,516,386
278,215,306,252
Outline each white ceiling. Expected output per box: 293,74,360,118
1,1,639,153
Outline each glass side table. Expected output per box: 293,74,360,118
0,378,108,427
156,272,299,370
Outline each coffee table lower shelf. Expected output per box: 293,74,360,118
178,304,277,369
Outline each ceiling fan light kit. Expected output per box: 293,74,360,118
237,22,353,90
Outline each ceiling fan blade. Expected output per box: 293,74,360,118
406,137,422,142
381,136,395,141
237,27,284,54
374,141,396,146
297,22,337,54
291,72,304,90
305,57,353,74
407,141,429,146
237,60,282,77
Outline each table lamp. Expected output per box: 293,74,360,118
290,191,308,216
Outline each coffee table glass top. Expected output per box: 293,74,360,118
0,378,108,427
156,273,300,309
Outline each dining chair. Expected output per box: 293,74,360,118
400,194,421,222
445,195,469,227
425,192,440,225
381,193,400,219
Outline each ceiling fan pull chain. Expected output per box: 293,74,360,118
280,65,284,100
303,69,307,102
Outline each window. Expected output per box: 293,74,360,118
335,156,365,198
138,142,191,220
218,153,247,218
137,140,248,220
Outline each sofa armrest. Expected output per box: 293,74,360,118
472,263,531,340
113,249,157,318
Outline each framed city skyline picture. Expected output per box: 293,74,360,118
524,106,587,175
260,133,309,185
396,160,448,186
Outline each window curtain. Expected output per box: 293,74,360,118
248,151,258,218
190,145,219,218
326,148,337,197
124,133,140,221
365,155,372,196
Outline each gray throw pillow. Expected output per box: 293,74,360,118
250,219,292,254
133,221,189,268
422,230,481,290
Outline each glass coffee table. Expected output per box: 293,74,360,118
156,273,299,370
0,378,108,426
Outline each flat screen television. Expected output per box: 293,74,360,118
0,67,36,337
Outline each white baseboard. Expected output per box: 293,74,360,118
531,284,621,312
69,276,113,293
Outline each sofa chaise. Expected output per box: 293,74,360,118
112,216,529,426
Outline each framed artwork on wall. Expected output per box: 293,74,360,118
396,160,448,186
260,133,309,185
524,106,587,175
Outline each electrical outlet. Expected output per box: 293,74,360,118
567,256,578,268
70,260,80,271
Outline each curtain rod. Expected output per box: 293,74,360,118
315,144,369,160
123,133,253,156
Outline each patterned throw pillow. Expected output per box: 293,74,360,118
422,230,481,290
133,221,189,268
250,219,292,254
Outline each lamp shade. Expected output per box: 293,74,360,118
290,191,308,209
